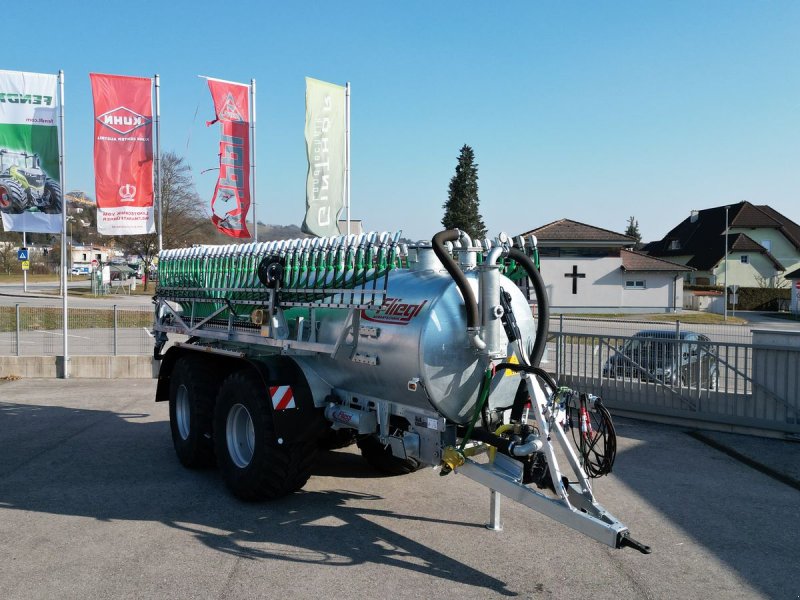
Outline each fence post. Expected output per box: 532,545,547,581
15,303,20,357
113,305,118,356
557,314,564,380
675,320,681,338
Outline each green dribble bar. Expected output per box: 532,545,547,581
156,232,400,320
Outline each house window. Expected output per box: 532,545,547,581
761,240,772,252
740,255,749,264
625,280,646,289
669,240,681,250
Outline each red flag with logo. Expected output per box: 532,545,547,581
90,73,155,235
206,78,251,238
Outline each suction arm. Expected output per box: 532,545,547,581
432,229,485,350
506,247,549,367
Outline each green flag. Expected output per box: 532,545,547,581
0,70,61,233
303,77,345,237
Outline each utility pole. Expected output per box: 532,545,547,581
724,205,729,321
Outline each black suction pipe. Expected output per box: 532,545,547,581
432,230,480,330
507,247,549,367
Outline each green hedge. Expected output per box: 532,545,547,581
733,287,790,311
685,285,791,311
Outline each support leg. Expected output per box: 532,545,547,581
486,489,503,531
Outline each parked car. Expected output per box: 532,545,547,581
602,330,719,390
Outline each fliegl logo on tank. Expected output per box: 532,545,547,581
362,298,427,325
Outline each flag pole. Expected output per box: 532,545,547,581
58,69,69,379
155,74,163,252
345,81,351,236
22,231,27,292
250,78,257,242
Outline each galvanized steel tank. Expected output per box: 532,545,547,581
295,247,537,424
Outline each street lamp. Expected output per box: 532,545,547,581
724,205,730,321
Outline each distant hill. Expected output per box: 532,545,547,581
257,223,309,241
63,192,310,242
66,191,95,207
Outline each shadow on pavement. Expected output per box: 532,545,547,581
609,417,799,599
0,402,515,596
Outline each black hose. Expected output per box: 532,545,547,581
468,428,514,455
432,229,479,330
507,247,549,367
495,361,558,394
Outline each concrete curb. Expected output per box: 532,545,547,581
0,355,157,378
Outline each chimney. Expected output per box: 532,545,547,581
690,210,699,223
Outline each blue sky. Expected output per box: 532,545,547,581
6,1,799,243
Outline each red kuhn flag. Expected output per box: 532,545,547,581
206,78,250,238
90,73,154,235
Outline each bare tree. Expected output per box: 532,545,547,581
0,242,19,275
116,152,208,289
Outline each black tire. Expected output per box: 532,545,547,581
357,435,422,476
169,355,217,468
41,179,62,214
0,178,25,214
214,369,316,500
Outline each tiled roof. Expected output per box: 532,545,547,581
519,219,635,244
621,250,693,272
647,201,797,270
684,233,785,271
756,205,800,248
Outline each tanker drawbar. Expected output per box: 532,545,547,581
152,229,650,554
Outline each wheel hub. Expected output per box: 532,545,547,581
175,384,191,440
226,403,255,468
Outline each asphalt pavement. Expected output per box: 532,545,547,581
1,378,798,599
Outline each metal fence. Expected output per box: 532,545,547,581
0,303,154,356
549,315,753,345
549,330,799,436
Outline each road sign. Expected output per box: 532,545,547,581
795,280,800,290
17,248,28,261
21,260,30,271
91,259,99,268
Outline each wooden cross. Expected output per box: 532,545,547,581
564,265,586,294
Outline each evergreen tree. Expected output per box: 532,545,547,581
442,145,487,240
625,216,642,247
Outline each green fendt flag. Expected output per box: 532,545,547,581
0,70,62,233
303,77,345,237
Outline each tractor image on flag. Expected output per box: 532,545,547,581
0,149,62,214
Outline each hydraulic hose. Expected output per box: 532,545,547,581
432,229,484,349
507,247,549,367
496,361,558,395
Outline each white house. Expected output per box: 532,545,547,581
786,267,800,314
519,219,692,314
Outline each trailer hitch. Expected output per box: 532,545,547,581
619,532,652,554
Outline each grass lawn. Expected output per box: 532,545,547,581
0,273,60,283
643,312,748,325
561,312,748,325
0,305,152,332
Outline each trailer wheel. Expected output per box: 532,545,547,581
169,356,216,468
214,369,316,500
357,435,422,476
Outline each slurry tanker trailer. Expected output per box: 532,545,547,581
151,229,650,553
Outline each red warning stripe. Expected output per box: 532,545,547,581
269,385,295,410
